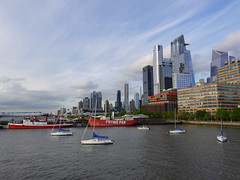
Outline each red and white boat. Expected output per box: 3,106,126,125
88,115,139,127
8,116,73,129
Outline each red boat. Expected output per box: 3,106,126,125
8,116,73,129
88,116,139,127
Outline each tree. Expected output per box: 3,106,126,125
230,107,240,121
215,108,229,121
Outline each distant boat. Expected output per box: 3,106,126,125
8,116,73,129
169,109,186,134
51,118,73,136
81,100,113,145
137,125,150,130
217,108,227,142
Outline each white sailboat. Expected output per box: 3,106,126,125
81,100,113,145
169,109,186,134
137,125,150,130
51,118,73,136
217,108,227,142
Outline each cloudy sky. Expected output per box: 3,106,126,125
0,0,240,113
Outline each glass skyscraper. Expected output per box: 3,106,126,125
90,91,102,110
171,35,195,89
124,83,129,112
210,50,229,82
153,45,163,94
142,65,153,105
115,90,122,111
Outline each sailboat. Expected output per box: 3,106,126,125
51,118,73,136
169,109,186,134
81,101,113,145
217,107,227,142
137,125,150,130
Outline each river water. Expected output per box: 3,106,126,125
0,124,240,180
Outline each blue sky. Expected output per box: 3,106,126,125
0,0,240,113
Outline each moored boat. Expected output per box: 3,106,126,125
8,116,73,129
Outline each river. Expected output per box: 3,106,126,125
0,124,239,179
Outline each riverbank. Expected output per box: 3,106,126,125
182,120,240,127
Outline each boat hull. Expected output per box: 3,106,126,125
51,132,73,136
169,129,186,134
81,138,113,145
217,135,227,142
88,118,138,127
8,123,73,129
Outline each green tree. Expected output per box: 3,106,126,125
230,107,240,121
215,108,230,121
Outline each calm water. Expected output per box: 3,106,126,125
0,125,240,180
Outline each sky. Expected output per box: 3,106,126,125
0,0,240,113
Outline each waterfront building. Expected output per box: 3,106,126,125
90,91,102,110
171,35,195,89
142,89,177,113
142,65,154,105
124,84,129,112
216,59,240,84
177,83,240,115
115,90,122,111
130,99,136,113
60,108,66,116
134,92,139,110
209,50,229,82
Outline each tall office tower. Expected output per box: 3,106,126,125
209,50,229,82
90,91,102,110
129,99,136,113
159,58,173,91
171,35,195,89
83,97,90,109
153,45,163,94
134,92,139,110
115,90,122,111
104,100,110,113
142,65,154,105
124,83,129,112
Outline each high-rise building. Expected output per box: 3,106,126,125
90,91,102,110
115,90,122,111
124,84,129,112
134,92,139,110
83,97,90,110
104,100,110,113
159,58,172,91
142,65,154,105
171,35,195,89
130,99,136,113
153,45,163,94
209,50,229,82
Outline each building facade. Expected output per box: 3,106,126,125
134,92,139,110
171,35,195,89
142,65,154,105
177,83,240,115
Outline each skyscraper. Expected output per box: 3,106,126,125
124,83,129,112
115,90,122,111
210,50,229,82
171,35,195,89
142,65,154,105
90,91,102,110
159,58,172,91
153,45,163,94
134,92,139,110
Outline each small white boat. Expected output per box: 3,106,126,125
169,128,186,134
217,134,227,142
81,138,113,145
137,125,150,130
169,109,186,134
51,128,73,136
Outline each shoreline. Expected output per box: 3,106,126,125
182,120,240,127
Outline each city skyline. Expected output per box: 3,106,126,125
0,0,240,112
